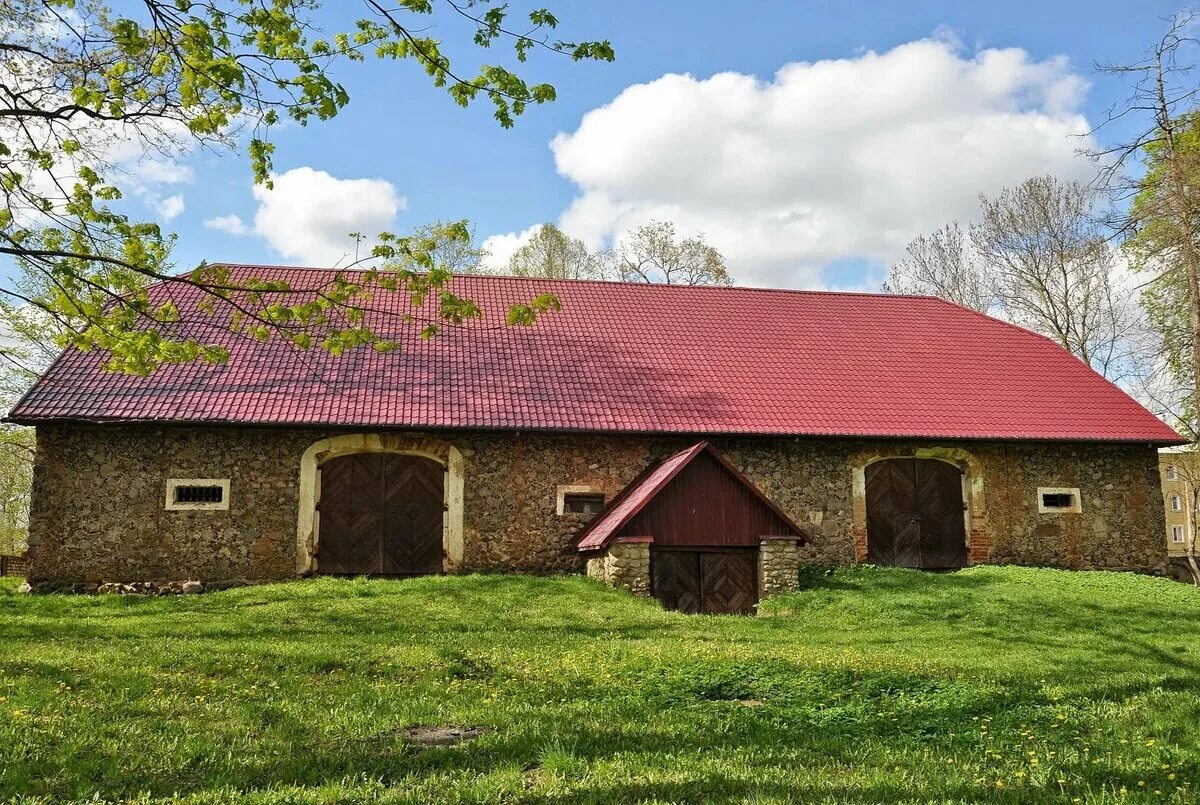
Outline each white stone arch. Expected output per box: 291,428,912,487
295,433,465,575
850,447,987,564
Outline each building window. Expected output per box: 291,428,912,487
1172,495,1184,512
556,485,606,520
563,493,606,520
1167,465,1180,481
1037,487,1082,514
1173,525,1186,543
164,478,230,511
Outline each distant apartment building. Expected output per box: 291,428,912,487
1160,448,1198,580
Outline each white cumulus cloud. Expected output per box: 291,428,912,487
129,159,195,187
203,214,250,235
155,194,186,221
206,167,406,265
549,36,1096,288
480,224,542,270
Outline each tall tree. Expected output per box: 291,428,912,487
883,177,1142,382
1090,12,1200,438
608,221,732,286
973,176,1141,381
0,0,613,373
0,259,61,557
881,222,995,313
505,224,606,279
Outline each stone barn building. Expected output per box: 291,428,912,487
7,267,1183,612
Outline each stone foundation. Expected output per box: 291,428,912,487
758,537,801,597
585,537,651,595
26,424,1168,584
20,578,257,595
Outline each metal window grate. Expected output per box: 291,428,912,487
174,485,224,504
563,493,605,520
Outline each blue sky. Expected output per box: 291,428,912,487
136,0,1190,290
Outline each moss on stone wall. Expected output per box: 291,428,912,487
26,425,1166,583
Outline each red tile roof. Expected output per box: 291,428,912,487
574,441,807,552
7,265,1184,443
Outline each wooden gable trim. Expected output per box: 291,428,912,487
573,442,706,552
575,441,807,552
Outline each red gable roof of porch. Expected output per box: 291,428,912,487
574,441,807,552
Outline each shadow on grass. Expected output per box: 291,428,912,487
3,569,1200,801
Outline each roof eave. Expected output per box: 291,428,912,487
7,414,1185,447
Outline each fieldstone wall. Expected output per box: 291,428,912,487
26,424,1168,584
584,538,652,596
758,537,802,597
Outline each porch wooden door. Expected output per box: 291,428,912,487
317,453,445,576
865,458,966,569
651,548,758,614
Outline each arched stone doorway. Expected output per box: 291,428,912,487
865,457,966,569
317,452,445,576
850,447,987,567
295,434,465,575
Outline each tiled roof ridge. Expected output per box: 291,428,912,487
202,262,942,301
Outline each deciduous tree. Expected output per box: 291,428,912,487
608,221,732,286
973,176,1142,382
881,222,995,313
505,223,606,279
397,220,489,276
883,177,1142,383
1084,13,1200,441
0,0,613,373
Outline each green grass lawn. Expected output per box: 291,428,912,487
1,567,1199,804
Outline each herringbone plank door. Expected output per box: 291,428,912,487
915,460,967,569
317,454,384,574
865,459,921,567
380,454,444,575
317,453,445,576
700,552,757,614
652,550,703,613
866,458,966,569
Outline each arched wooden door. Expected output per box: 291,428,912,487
865,458,966,569
317,453,445,576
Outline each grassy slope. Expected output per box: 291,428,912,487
0,567,1199,804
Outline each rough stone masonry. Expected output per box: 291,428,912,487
23,423,1167,592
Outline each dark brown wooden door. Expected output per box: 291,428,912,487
317,453,444,576
652,550,703,613
651,548,758,614
865,458,966,569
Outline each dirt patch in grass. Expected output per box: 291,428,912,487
401,725,488,746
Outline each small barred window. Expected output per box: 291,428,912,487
165,479,230,511
563,493,606,519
